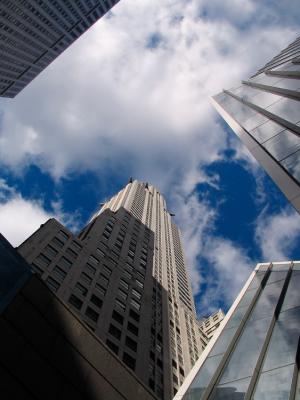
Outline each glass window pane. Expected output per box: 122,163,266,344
246,90,281,108
210,376,250,400
263,129,300,161
238,289,258,309
267,97,300,124
250,280,285,322
252,364,295,400
247,272,266,290
219,317,272,384
224,306,248,330
183,355,223,400
210,327,237,357
273,78,300,91
281,273,300,312
265,270,288,284
281,149,300,184
262,307,300,371
250,120,285,143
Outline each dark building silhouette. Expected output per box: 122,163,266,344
0,233,156,400
0,0,120,97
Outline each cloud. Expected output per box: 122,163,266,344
0,180,78,246
255,206,300,262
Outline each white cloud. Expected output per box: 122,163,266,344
0,181,78,247
255,206,300,262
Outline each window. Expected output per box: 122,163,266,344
125,336,137,352
90,294,103,309
59,256,72,271
119,279,129,290
123,352,136,370
31,263,43,275
127,321,139,336
118,289,128,301
57,230,69,241
96,248,105,258
132,289,142,300
85,263,96,276
130,299,141,311
80,272,92,286
102,265,112,276
43,245,58,258
135,279,144,289
85,307,99,323
112,310,124,325
115,299,126,312
72,241,82,252
106,339,118,355
46,276,60,292
74,282,88,296
95,283,106,296
109,324,121,340
66,247,77,259
35,254,51,267
52,266,67,282
130,309,140,322
68,294,83,310
89,255,99,266
123,270,132,280
98,274,109,287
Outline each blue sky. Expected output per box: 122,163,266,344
0,0,300,318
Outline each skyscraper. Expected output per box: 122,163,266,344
212,36,300,213
18,179,208,399
0,0,120,98
174,261,300,400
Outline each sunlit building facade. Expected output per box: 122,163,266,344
199,309,225,340
174,261,300,400
18,180,207,399
212,36,300,213
0,0,120,97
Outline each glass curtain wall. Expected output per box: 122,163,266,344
176,262,300,400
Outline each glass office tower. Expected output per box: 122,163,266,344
212,36,300,213
174,261,300,400
0,0,120,97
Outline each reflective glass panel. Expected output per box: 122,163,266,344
219,317,271,384
273,78,300,90
184,355,223,400
247,272,266,290
262,307,300,371
219,94,259,125
210,327,237,356
224,307,248,330
249,120,285,143
263,129,300,161
252,364,295,400
210,377,250,400
295,369,300,400
281,273,300,312
267,97,300,124
245,90,281,108
265,270,288,284
250,279,285,321
237,289,258,309
250,74,282,86
281,149,300,183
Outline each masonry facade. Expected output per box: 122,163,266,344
18,180,208,399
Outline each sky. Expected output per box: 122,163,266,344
0,0,300,318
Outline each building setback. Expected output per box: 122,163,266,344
174,261,300,400
18,180,208,400
0,0,120,98
212,36,300,214
199,309,225,340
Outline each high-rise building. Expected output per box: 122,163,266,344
212,36,300,213
18,179,208,399
174,261,300,400
0,0,120,98
199,309,225,340
0,233,157,400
